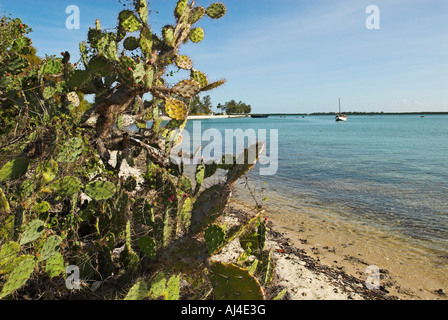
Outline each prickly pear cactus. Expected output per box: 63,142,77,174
189,27,205,43
204,225,226,255
175,55,193,70
164,97,188,120
172,79,201,98
0,188,11,215
19,219,45,246
0,242,20,274
119,10,142,32
0,256,36,299
190,69,208,88
36,159,58,184
206,3,227,19
174,0,189,19
39,236,62,262
138,236,157,260
85,180,117,201
0,157,30,182
148,272,180,300
188,6,205,24
49,176,82,198
209,261,264,300
124,280,149,300
45,252,65,278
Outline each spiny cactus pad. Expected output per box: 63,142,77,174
206,3,227,19
123,36,140,51
174,0,188,19
140,27,153,57
188,6,205,24
119,10,142,32
164,97,188,120
39,236,62,262
138,236,157,260
172,79,201,98
85,180,117,201
175,55,193,70
0,157,30,182
0,188,11,215
124,280,149,300
201,79,226,92
45,252,65,278
190,70,209,88
0,242,20,274
204,225,226,254
209,261,264,300
67,91,80,107
19,219,45,245
148,272,180,300
49,176,82,198
189,27,205,43
0,256,36,299
162,25,175,45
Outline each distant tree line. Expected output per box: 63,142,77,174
217,100,252,115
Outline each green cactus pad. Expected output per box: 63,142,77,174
206,3,227,19
194,164,205,194
36,159,58,184
66,70,91,91
190,70,209,88
189,27,205,43
33,201,50,213
140,27,153,57
0,157,30,182
49,176,82,198
135,0,148,24
0,256,36,299
0,188,11,215
138,236,157,260
39,236,62,262
96,33,119,61
174,0,188,19
149,272,180,300
45,252,65,278
19,219,45,245
165,97,188,121
201,79,226,92
188,6,206,24
56,137,83,163
124,280,149,300
42,86,56,100
85,180,117,201
179,197,192,230
172,79,201,98
88,56,114,77
175,55,193,70
0,242,20,274
123,36,140,51
204,225,226,254
41,59,63,75
162,25,175,45
119,10,142,32
209,261,264,300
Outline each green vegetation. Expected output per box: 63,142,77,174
0,1,279,300
222,100,252,115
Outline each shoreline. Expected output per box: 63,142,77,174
230,197,448,300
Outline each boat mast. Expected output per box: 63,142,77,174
339,98,341,114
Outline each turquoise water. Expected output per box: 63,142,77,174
182,115,448,255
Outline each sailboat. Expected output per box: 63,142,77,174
335,98,347,122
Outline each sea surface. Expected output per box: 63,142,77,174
181,114,448,260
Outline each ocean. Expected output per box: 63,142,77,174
182,114,448,264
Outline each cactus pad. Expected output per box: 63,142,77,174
209,261,264,300
164,97,188,120
0,256,36,299
66,70,91,91
85,180,117,201
162,25,175,45
119,10,142,32
49,176,82,198
0,157,30,182
175,55,193,70
66,92,80,107
148,272,180,300
135,0,148,24
206,3,227,19
174,0,188,19
19,219,45,245
189,27,205,43
39,236,62,262
204,225,226,254
188,6,206,24
0,242,20,274
200,79,226,92
0,188,11,215
190,69,209,88
172,79,201,98
138,236,157,260
123,36,140,51
124,280,149,300
45,252,65,278
140,27,153,57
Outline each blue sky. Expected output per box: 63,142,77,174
1,0,447,113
